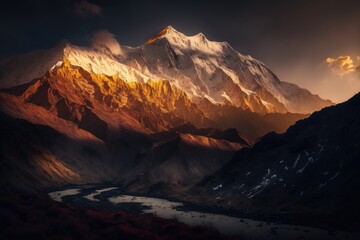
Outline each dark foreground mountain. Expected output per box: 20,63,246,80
198,92,360,230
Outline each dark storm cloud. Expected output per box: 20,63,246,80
73,0,102,16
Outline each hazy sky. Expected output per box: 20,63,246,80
1,0,359,102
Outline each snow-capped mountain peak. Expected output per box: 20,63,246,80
124,26,333,113
146,26,228,56
146,25,178,44
0,27,333,114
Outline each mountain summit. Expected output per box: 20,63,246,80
146,25,212,49
125,26,333,114
146,25,177,43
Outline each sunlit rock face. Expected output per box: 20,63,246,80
21,58,207,134
0,50,238,191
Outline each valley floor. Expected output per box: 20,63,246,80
44,184,359,240
0,191,235,240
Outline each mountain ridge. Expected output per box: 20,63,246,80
123,26,333,114
0,26,333,115
0,26,336,192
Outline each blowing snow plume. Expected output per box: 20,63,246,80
90,30,123,56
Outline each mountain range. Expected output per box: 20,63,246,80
0,26,334,192
2,26,357,233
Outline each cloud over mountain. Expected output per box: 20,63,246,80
90,30,123,56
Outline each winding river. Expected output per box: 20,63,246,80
49,185,356,240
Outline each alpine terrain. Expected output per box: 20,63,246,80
1,25,354,240
0,26,333,192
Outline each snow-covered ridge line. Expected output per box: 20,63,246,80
0,26,332,114
0,41,158,88
64,43,152,83
122,26,332,113
145,25,267,67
